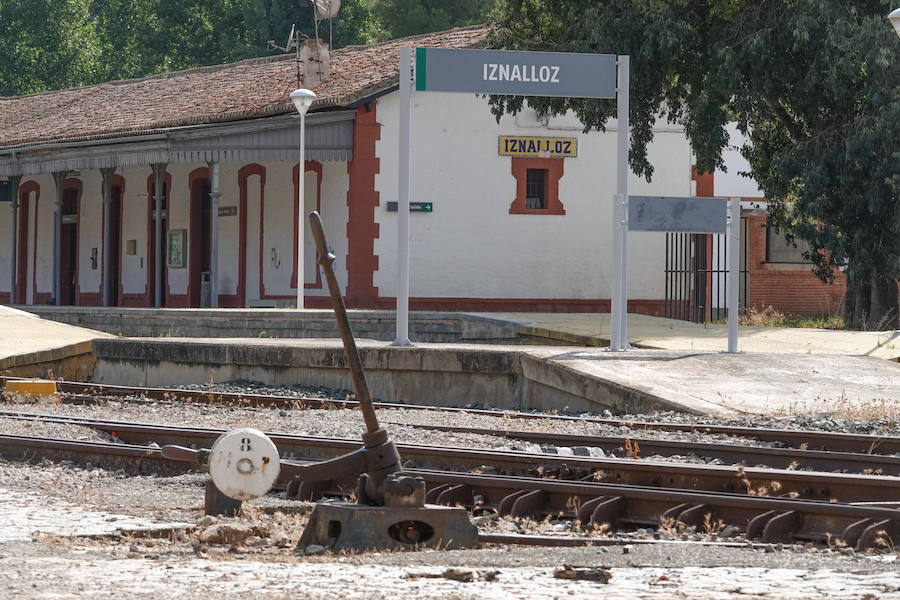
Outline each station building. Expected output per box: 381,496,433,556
0,25,841,318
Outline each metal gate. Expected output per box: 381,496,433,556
664,220,748,323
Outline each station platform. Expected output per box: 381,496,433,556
0,306,112,380
493,312,900,361
4,305,899,417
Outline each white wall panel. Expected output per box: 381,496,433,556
374,92,692,301
120,167,148,296
216,162,240,296
165,163,192,296
0,198,11,294
78,173,103,296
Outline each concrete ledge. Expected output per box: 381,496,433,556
92,338,900,417
91,338,700,415
25,307,527,344
0,340,98,380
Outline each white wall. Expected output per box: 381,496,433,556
119,167,148,296
0,197,11,294
714,123,764,198
78,173,104,297
373,92,693,301
165,163,192,297
320,160,350,297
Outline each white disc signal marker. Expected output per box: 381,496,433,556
208,428,281,500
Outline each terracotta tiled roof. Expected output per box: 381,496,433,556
0,25,489,150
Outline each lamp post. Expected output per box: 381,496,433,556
890,8,900,39
290,88,316,309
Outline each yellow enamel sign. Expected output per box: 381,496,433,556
498,136,577,158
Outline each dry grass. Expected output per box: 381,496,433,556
738,306,845,329
773,391,900,423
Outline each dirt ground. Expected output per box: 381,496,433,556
1,457,898,600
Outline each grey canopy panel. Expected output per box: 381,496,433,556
0,111,355,177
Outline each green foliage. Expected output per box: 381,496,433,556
91,0,379,82
371,0,494,40
0,0,102,96
0,0,489,96
0,0,379,93
490,0,900,328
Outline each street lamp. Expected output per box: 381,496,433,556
290,88,316,309
890,8,900,40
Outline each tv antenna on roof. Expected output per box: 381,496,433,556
267,23,299,53
311,0,340,49
267,23,307,88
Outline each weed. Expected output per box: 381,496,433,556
702,513,726,539
725,305,845,329
624,438,641,460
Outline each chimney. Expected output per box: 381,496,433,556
301,38,331,85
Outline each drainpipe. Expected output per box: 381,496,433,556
152,163,167,307
9,175,20,304
52,171,66,305
207,160,220,309
101,167,116,306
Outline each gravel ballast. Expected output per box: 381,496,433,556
0,381,898,599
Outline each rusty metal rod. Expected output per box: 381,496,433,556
306,211,380,435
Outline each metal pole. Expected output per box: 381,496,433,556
9,175,20,304
101,167,115,307
52,171,66,305
297,113,306,309
611,55,630,350
394,45,412,346
208,160,220,309
152,163,167,307
727,198,741,353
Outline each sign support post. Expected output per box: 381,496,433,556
727,197,740,353
611,55,630,351
393,45,413,346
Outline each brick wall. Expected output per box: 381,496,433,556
745,215,845,316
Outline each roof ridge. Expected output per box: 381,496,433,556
336,24,490,54
0,53,298,102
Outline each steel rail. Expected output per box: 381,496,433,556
3,411,899,503
3,406,898,478
0,433,896,550
4,376,897,455
381,421,900,476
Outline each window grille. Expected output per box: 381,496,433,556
525,169,547,209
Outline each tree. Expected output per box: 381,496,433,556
489,0,900,329
91,0,378,82
0,0,102,96
372,0,494,40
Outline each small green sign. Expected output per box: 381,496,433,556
387,201,432,213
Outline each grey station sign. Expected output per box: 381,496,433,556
628,196,729,234
415,47,616,98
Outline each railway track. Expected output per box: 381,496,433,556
4,377,898,456
2,411,898,503
2,379,898,551
0,431,897,551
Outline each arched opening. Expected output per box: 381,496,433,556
189,168,212,307
58,178,82,305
